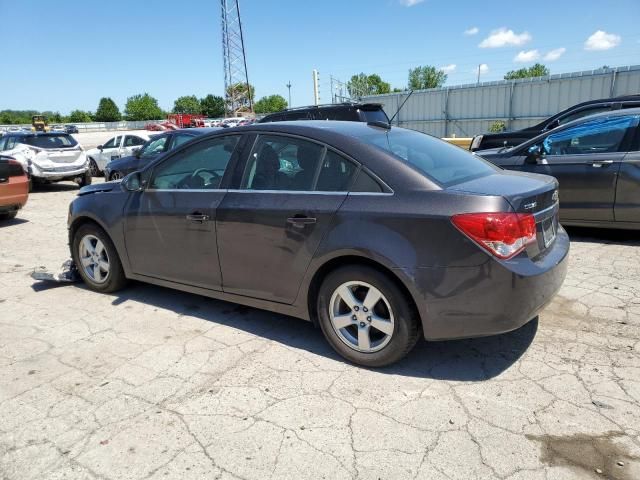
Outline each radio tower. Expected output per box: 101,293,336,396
221,0,252,116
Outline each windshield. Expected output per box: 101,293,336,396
23,134,78,149
140,136,168,158
361,109,389,123
359,128,497,187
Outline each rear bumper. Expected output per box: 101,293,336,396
405,225,569,340
0,177,29,212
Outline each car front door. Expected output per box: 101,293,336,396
123,134,243,290
523,115,637,222
614,118,640,222
98,136,121,170
216,134,358,303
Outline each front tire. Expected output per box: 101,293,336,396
317,266,420,367
72,223,127,293
109,170,123,181
88,158,101,177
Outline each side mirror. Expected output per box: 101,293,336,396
122,171,143,191
525,145,543,164
97,145,103,150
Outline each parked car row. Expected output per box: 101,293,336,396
85,133,150,176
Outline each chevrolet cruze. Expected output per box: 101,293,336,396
68,121,569,367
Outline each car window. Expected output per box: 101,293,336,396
150,136,239,190
124,135,146,147
543,115,638,156
171,134,194,149
359,128,497,187
102,137,118,149
0,137,6,151
241,135,325,191
558,106,612,126
4,137,18,150
316,150,358,191
140,136,168,158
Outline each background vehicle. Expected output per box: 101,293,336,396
68,121,568,367
258,102,389,124
31,115,49,132
51,125,66,133
85,133,150,176
166,113,205,128
0,132,90,189
104,128,215,180
470,94,640,151
65,125,79,134
477,109,640,229
220,117,244,128
0,155,29,220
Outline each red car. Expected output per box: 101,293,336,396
0,155,29,220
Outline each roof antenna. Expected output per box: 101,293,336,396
388,90,414,126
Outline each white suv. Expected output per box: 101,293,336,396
85,133,149,176
0,132,91,189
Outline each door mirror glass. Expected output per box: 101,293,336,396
122,171,142,191
525,144,542,164
97,145,103,150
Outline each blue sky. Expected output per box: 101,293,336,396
0,0,638,114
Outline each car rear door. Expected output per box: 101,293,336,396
614,118,640,222
524,115,636,222
122,134,243,290
216,133,358,304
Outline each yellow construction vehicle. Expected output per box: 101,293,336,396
31,115,49,132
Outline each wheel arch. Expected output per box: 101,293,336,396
68,215,128,273
305,254,422,331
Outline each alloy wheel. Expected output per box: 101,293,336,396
78,234,110,284
110,171,122,180
329,281,395,353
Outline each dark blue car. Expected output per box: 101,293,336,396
104,128,218,180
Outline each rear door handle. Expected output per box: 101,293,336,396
592,160,614,168
287,215,317,225
186,213,210,222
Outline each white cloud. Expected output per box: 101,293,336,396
543,47,566,61
398,0,424,6
479,28,532,48
584,30,621,51
464,27,479,36
514,49,540,63
439,64,457,74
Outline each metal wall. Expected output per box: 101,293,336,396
363,65,640,138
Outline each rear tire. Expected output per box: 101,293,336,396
72,223,127,293
78,171,92,188
0,211,18,221
316,265,420,367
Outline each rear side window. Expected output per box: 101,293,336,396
360,109,389,123
360,129,497,187
125,135,146,147
24,134,78,149
351,170,383,193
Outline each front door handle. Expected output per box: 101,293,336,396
287,215,317,226
186,213,210,223
592,160,614,168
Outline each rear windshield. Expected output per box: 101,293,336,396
358,128,497,187
23,134,78,149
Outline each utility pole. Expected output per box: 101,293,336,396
476,64,481,85
312,69,320,105
286,81,292,108
221,0,252,116
330,75,334,104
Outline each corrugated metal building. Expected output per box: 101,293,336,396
362,65,640,137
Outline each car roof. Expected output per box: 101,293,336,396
173,127,220,134
7,131,72,137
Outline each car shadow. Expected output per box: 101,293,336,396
31,182,80,193
87,280,536,380
0,217,29,228
565,226,640,246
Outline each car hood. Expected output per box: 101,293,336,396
78,181,121,196
106,154,135,170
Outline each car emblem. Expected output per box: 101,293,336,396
523,201,537,210
552,190,559,202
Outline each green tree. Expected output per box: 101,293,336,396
200,94,225,118
408,66,447,90
124,93,164,121
94,97,121,122
173,95,202,114
347,73,391,97
226,83,255,113
253,94,288,114
67,110,93,123
504,63,550,80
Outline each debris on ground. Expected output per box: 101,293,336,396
31,259,81,283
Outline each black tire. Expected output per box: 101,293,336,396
88,158,101,177
78,171,92,188
0,211,18,220
316,265,420,367
71,223,128,293
109,171,123,181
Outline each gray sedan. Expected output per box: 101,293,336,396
67,121,568,367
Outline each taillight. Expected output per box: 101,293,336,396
452,212,536,259
7,159,25,177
